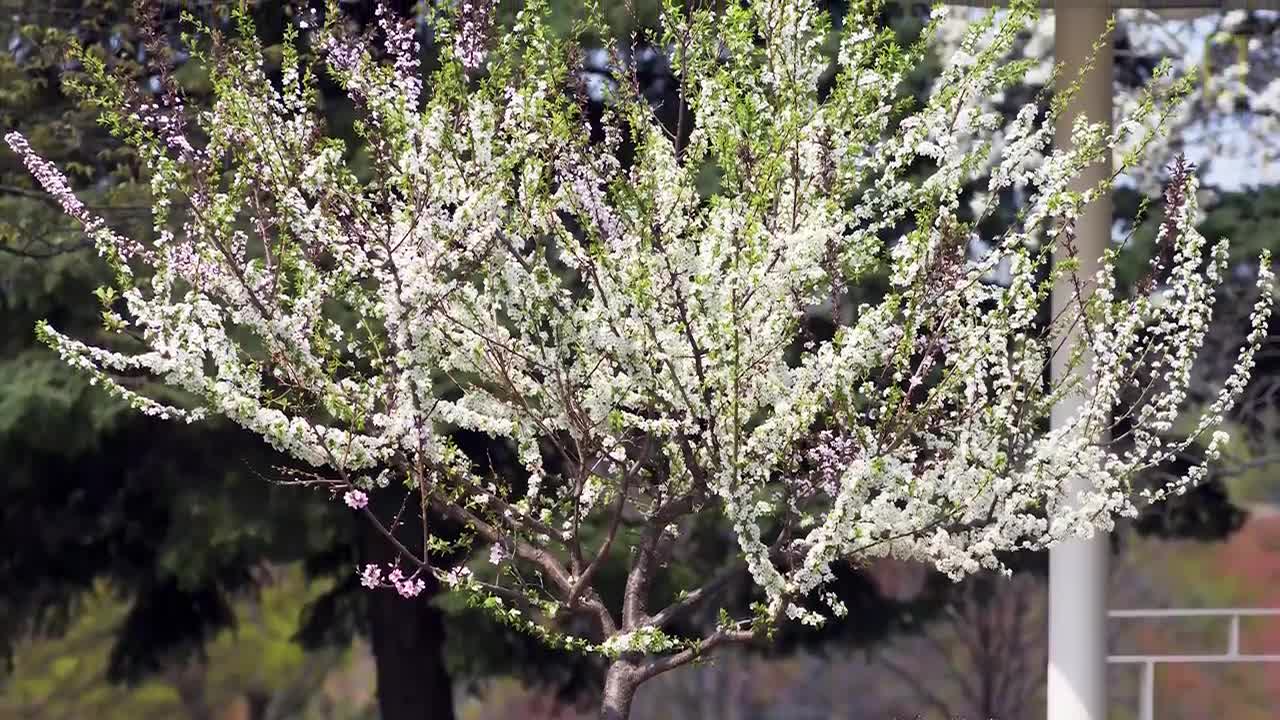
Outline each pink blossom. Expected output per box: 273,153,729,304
801,430,860,498
359,564,383,589
5,132,150,262
344,488,369,509
558,156,623,243
394,576,427,598
5,132,89,222
133,101,195,157
380,566,425,597
324,36,363,79
454,0,493,72
488,543,509,565
376,2,422,102
361,563,426,598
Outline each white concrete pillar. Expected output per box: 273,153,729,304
1048,3,1112,720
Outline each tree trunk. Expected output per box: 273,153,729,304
361,519,457,720
366,585,456,720
601,661,640,720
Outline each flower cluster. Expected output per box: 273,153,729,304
359,563,427,598
6,132,149,263
454,0,493,72
13,0,1272,707
360,564,383,589
343,489,368,510
599,627,681,660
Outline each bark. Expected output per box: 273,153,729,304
601,661,640,720
366,585,455,720
361,517,457,720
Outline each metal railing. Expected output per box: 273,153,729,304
1107,608,1280,720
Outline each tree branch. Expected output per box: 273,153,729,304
636,628,756,682
647,561,744,629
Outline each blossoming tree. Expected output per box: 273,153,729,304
9,0,1274,716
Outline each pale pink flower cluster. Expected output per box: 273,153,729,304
323,36,362,79
359,563,428,598
375,2,422,103
488,543,509,565
134,100,196,156
802,430,859,499
454,0,493,71
387,567,427,598
360,563,383,589
557,155,623,243
4,132,90,223
5,132,150,263
343,489,368,510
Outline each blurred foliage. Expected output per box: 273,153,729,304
0,565,376,720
